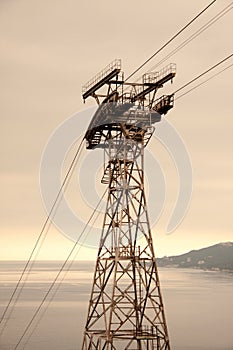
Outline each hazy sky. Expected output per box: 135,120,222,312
0,0,232,260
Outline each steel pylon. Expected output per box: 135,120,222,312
82,124,170,350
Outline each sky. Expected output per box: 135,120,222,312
0,0,232,260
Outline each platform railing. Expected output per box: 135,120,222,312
142,63,176,84
82,59,121,95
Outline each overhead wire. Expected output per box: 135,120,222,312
173,53,233,95
176,63,233,100
124,0,217,82
13,188,107,350
20,197,106,350
122,0,228,97
148,2,233,73
0,137,85,330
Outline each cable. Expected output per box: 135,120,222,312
148,2,233,73
122,2,232,94
20,196,106,350
13,188,107,350
176,63,233,100
124,0,217,82
173,53,233,95
0,137,85,329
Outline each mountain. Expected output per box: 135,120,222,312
157,242,233,271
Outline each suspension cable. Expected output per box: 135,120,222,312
176,63,233,100
21,196,106,350
13,188,107,350
124,0,217,82
0,137,85,328
173,53,233,95
148,2,233,73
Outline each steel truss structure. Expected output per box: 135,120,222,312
82,59,175,350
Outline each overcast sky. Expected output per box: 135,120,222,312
0,0,232,260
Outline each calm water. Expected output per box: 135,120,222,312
0,261,232,350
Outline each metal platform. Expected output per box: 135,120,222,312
153,94,174,115
85,103,160,149
131,63,176,102
142,63,176,85
82,59,121,100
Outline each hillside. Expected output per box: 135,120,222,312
157,242,233,271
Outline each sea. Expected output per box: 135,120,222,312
0,261,232,350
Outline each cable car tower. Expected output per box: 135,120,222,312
81,59,176,350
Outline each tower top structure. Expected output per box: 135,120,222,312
82,59,176,149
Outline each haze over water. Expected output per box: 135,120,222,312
0,261,232,350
